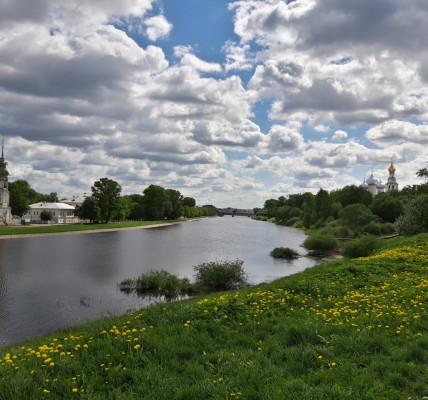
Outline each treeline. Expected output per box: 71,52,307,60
76,180,217,224
8,178,217,223
254,181,428,237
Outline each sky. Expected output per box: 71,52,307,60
1,0,428,208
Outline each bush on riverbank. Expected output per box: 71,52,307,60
270,247,299,259
342,234,381,258
302,233,339,253
194,259,247,291
1,234,427,399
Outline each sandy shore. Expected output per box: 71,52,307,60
0,221,187,240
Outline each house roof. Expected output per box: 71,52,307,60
29,202,75,210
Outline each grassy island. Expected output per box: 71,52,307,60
0,234,427,399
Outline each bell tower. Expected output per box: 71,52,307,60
0,135,13,225
386,161,398,192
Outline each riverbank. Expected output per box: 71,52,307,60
0,219,199,239
0,233,426,399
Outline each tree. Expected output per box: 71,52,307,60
128,194,146,220
91,178,122,223
8,180,40,217
164,189,183,220
113,196,133,221
396,194,428,235
143,185,168,220
181,197,196,207
40,210,52,222
314,188,332,222
40,192,59,202
339,203,376,232
76,196,101,223
330,185,373,207
416,162,428,181
371,193,403,223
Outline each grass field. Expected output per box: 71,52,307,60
0,220,188,236
0,234,426,399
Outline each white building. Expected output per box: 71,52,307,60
23,202,80,224
361,162,398,196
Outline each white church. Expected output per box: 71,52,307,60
361,162,399,196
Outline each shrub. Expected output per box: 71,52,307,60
285,217,299,226
129,270,191,294
270,247,299,259
362,221,382,235
380,222,395,234
302,234,338,252
194,259,247,291
342,235,380,258
395,195,428,235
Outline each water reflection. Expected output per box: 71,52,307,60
0,217,316,346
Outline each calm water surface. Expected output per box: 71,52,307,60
0,217,316,346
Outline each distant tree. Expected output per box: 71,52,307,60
143,185,168,220
8,180,40,216
339,203,376,232
371,193,404,223
416,162,428,180
181,197,196,208
40,192,59,203
314,188,332,222
113,196,133,221
396,194,428,235
91,178,122,223
76,196,101,223
302,193,315,228
40,210,52,222
128,194,145,220
331,185,373,207
164,189,183,220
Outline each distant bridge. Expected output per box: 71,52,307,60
217,207,255,217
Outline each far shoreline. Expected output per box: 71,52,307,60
0,219,200,240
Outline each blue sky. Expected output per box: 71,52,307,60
1,0,427,207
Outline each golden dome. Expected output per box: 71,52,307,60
388,162,395,173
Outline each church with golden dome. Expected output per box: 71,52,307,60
361,162,398,196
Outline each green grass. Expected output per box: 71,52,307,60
0,220,190,236
0,234,427,399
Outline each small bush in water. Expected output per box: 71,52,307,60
194,259,247,291
270,247,299,259
303,234,338,252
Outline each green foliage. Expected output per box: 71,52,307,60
8,180,42,217
0,158,9,177
416,161,428,179
330,185,373,207
342,235,381,258
362,221,383,235
371,193,403,223
339,203,376,232
164,189,183,220
76,196,100,223
121,270,191,295
303,233,338,252
270,247,299,259
91,178,122,223
112,196,133,221
39,210,52,222
396,194,428,235
194,259,247,291
143,184,168,220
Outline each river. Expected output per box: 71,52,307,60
0,217,317,347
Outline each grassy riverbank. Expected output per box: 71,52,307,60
0,220,194,237
0,234,427,399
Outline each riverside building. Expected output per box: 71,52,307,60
361,162,399,196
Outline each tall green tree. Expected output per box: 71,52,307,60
396,194,428,235
371,193,403,223
330,185,373,207
143,185,168,220
8,180,40,217
314,188,332,222
113,196,133,221
165,189,183,220
91,178,122,224
76,196,100,223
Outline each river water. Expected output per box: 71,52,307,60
0,217,316,347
